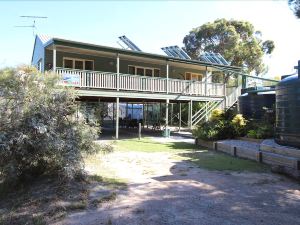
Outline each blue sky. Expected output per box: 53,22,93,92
0,0,299,78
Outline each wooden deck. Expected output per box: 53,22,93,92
56,68,225,98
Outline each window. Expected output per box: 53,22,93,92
64,59,73,69
75,60,84,70
63,58,94,70
128,65,160,77
85,61,94,70
145,69,153,77
154,69,160,77
128,66,135,75
185,72,203,81
136,67,144,76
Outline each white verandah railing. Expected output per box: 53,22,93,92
56,68,225,97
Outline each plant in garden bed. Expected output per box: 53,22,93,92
193,109,247,141
246,124,274,139
245,107,275,139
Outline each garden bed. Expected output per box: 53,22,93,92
195,138,300,180
195,138,215,150
238,137,264,143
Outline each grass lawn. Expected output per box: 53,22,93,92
114,138,269,173
114,138,195,153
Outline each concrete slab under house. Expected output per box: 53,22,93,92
31,34,254,139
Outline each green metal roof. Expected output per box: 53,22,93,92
43,36,241,71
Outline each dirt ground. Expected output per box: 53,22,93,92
54,139,300,225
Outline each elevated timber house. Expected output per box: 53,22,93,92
32,34,244,138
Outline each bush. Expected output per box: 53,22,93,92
246,130,257,139
193,109,247,141
231,114,247,137
246,124,274,139
210,108,224,121
0,67,101,183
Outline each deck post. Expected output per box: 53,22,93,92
126,102,128,119
98,98,101,125
170,103,173,126
223,83,227,109
53,45,56,71
159,102,162,125
144,103,147,128
116,97,119,139
113,102,115,128
117,53,120,91
205,101,208,121
179,102,182,132
146,103,149,128
166,61,169,94
205,66,208,96
189,100,193,129
112,103,115,129
165,99,169,128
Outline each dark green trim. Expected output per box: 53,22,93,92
242,75,247,89
45,37,241,71
213,66,279,83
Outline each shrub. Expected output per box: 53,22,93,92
0,66,101,183
246,130,257,139
246,124,274,139
210,108,224,121
231,114,247,136
193,119,235,141
193,110,247,141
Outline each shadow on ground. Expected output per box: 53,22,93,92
59,141,300,225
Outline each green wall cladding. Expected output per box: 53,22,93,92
45,50,207,79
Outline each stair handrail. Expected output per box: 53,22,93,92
192,101,221,125
191,101,214,123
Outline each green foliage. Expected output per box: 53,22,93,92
0,66,101,183
289,0,300,19
245,106,275,139
193,119,234,141
115,138,268,172
115,138,195,153
183,19,275,74
246,124,274,139
185,150,268,172
246,130,257,139
193,109,247,141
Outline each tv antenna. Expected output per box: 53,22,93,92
15,15,47,36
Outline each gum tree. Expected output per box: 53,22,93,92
183,19,275,74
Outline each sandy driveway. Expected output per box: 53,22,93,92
56,140,300,225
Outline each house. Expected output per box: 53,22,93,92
31,34,242,138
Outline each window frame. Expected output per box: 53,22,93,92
185,72,203,81
63,57,94,71
128,65,160,77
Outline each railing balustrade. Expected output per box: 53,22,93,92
226,85,242,107
56,68,225,97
